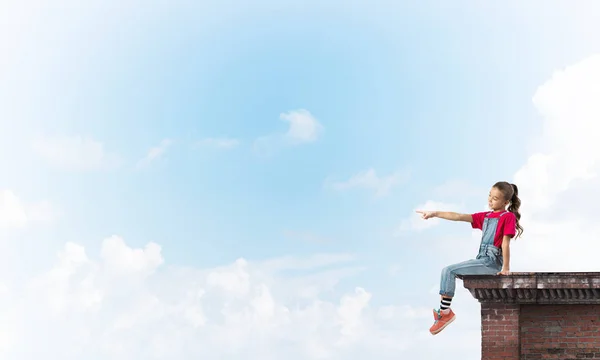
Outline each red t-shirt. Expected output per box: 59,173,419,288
471,211,516,247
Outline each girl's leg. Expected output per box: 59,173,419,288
439,258,498,300
431,259,498,335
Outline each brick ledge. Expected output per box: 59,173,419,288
458,272,600,304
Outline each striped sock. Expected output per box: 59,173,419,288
440,297,452,311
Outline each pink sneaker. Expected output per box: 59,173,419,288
430,308,456,335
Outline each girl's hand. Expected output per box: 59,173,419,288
497,269,510,275
416,210,436,219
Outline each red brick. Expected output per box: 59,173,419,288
520,304,600,359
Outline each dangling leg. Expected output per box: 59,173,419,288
431,258,498,335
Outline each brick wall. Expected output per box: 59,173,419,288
520,304,600,359
460,272,600,360
481,303,600,359
481,303,520,360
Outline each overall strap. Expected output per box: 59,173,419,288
486,211,508,218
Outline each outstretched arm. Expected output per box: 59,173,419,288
416,210,473,223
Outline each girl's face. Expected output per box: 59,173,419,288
488,187,509,211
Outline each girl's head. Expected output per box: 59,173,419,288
489,181,523,238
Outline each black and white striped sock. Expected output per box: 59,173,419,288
440,297,452,311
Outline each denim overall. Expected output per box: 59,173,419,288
439,211,506,297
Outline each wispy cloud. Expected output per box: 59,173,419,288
394,200,464,235
327,168,409,197
259,252,356,272
282,229,333,244
136,138,173,169
432,179,486,200
193,137,240,150
0,190,60,230
31,134,120,171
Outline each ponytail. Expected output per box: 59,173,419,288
493,181,524,239
508,183,524,238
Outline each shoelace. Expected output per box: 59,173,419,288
434,309,441,322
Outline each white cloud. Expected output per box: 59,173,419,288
31,134,120,171
328,168,408,197
336,287,371,340
280,109,323,144
395,200,464,235
0,190,59,230
507,53,600,272
206,258,251,297
253,109,323,156
194,137,240,149
100,235,164,276
25,200,60,225
0,236,447,360
136,138,173,169
0,190,27,229
514,54,600,216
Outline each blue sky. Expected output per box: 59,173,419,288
2,1,600,359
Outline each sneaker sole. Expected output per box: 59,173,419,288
430,314,456,335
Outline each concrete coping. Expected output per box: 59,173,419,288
458,272,600,304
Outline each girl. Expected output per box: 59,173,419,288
416,181,523,336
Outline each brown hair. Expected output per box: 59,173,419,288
493,181,523,239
